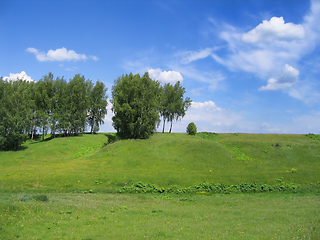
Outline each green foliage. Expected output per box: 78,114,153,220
87,81,108,134
0,79,30,150
160,82,192,133
111,72,161,139
0,73,108,150
305,133,320,141
197,131,219,140
186,122,197,135
117,181,303,194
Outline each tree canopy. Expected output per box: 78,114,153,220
1,70,191,149
111,72,161,139
160,81,192,133
0,73,108,150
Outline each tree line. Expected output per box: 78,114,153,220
0,72,191,150
0,73,108,150
111,72,191,139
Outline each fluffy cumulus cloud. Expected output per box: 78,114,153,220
26,47,98,62
190,101,221,111
148,68,183,83
259,64,299,91
3,71,34,82
242,17,305,43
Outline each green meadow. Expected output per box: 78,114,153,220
0,133,319,239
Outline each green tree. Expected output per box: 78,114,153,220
160,81,192,133
65,74,90,135
34,73,54,141
87,81,108,134
187,122,197,135
51,76,67,137
111,72,161,139
0,79,31,150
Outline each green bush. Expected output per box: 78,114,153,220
33,195,49,202
186,122,197,135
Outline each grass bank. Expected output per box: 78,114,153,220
0,133,319,192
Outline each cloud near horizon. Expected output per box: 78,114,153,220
26,47,98,62
3,71,34,82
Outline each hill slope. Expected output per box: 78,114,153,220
0,133,319,192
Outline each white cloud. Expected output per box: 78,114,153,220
26,47,89,62
169,64,225,91
148,68,183,84
3,71,34,82
242,17,305,43
190,101,221,111
177,47,214,64
210,0,320,101
259,64,299,91
90,55,99,61
176,101,241,132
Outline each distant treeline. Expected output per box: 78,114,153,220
1,72,191,150
0,73,108,150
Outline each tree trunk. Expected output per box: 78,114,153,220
42,125,45,141
169,121,173,133
31,124,35,142
162,118,166,133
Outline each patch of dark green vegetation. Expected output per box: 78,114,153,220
19,194,49,202
33,194,49,202
305,133,320,141
197,132,219,140
117,181,320,194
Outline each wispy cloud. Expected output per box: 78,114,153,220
173,100,242,132
176,47,216,64
26,47,98,62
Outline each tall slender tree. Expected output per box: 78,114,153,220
87,81,108,134
160,81,192,133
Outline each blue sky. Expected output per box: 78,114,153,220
1,0,320,134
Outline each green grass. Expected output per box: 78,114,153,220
0,133,319,192
0,132,319,239
0,193,319,239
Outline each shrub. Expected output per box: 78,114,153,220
33,195,49,202
187,122,197,135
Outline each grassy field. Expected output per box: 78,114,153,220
0,132,319,239
1,192,319,239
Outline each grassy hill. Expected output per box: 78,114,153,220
1,133,319,239
0,133,319,192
